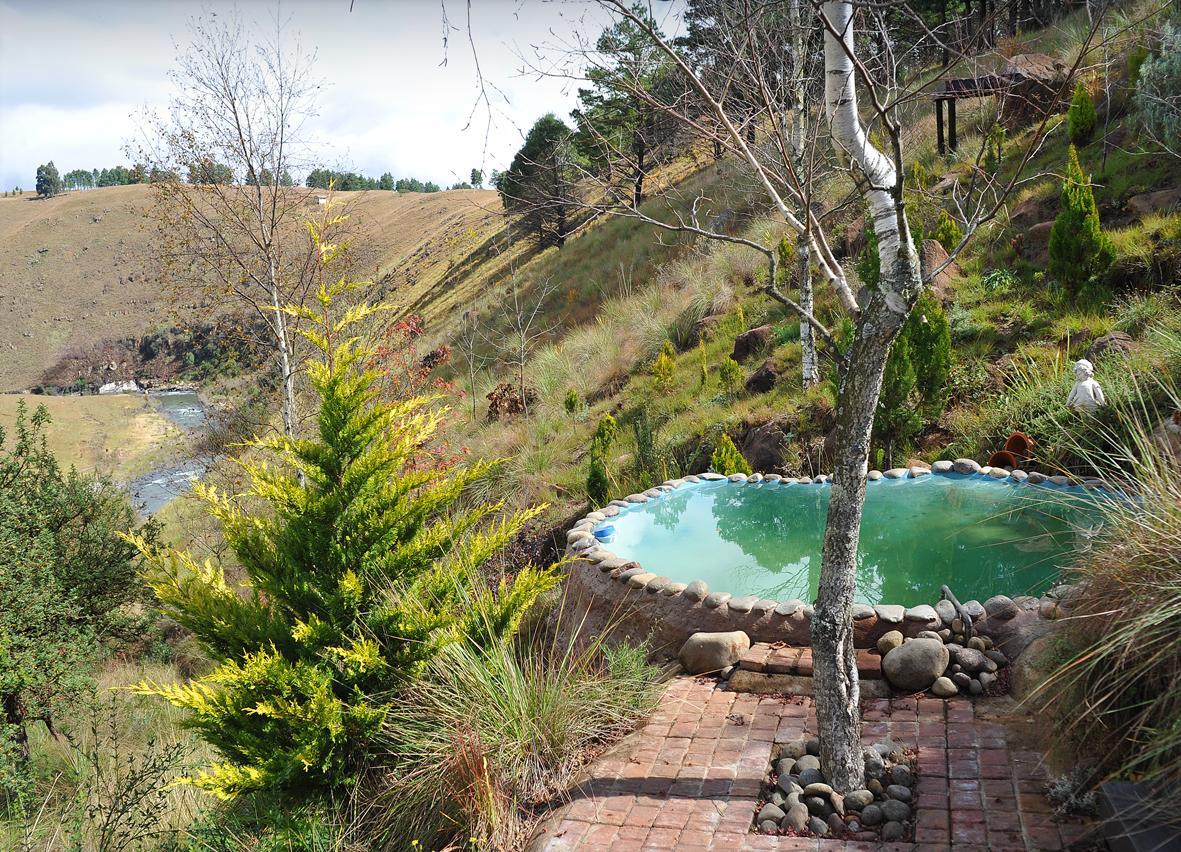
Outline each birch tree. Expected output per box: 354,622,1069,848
134,11,324,439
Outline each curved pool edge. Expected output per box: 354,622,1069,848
563,459,1107,652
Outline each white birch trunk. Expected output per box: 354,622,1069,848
797,235,820,388
813,0,923,793
788,0,820,389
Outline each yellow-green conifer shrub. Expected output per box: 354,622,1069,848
710,433,752,475
125,223,556,801
931,209,964,253
718,356,743,397
652,341,675,392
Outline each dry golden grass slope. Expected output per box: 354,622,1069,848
0,185,511,391
0,393,180,479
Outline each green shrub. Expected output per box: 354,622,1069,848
592,412,617,450
1135,24,1181,152
563,388,582,416
1067,81,1097,145
0,402,150,796
1048,146,1114,296
931,209,964,253
983,125,1006,174
370,627,661,849
697,340,709,388
981,268,1019,294
126,254,556,800
875,328,922,467
586,414,617,507
710,433,751,475
652,340,676,392
627,409,674,484
908,290,953,418
718,356,743,396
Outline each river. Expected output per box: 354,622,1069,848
129,390,212,515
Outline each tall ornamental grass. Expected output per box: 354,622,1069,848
1034,378,1181,815
367,615,662,850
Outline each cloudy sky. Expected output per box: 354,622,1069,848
0,0,673,190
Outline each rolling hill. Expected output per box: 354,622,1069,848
0,184,515,391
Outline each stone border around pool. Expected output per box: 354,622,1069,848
563,459,1105,652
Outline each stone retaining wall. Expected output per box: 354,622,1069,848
562,460,1101,655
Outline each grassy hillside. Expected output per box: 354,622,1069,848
436,11,1181,529
0,184,511,391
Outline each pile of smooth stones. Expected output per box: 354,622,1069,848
755,737,916,841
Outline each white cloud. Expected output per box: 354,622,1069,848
0,0,601,190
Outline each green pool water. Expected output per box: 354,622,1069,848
597,476,1101,605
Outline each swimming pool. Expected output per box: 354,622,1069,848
591,472,1099,606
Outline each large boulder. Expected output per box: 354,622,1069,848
999,54,1068,128
1009,632,1059,706
740,420,791,472
1009,195,1046,227
745,360,780,394
920,239,961,303
881,638,949,692
982,609,1055,660
1127,188,1181,217
1088,331,1134,361
1019,221,1055,264
678,630,751,674
732,325,773,362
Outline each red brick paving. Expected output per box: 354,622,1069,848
534,677,1089,850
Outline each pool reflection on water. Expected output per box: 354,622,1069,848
596,476,1101,606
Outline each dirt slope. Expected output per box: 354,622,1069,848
0,185,510,391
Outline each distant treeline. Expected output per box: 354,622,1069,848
63,164,149,189
305,169,445,193
22,160,481,197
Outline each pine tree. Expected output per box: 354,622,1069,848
709,433,752,475
1067,81,1097,145
1048,146,1114,295
126,229,556,800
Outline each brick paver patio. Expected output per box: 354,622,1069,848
533,676,1091,851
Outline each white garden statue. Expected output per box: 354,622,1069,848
1066,359,1105,414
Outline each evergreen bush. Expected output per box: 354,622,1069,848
718,357,743,397
563,388,582,415
874,327,922,468
1134,25,1181,152
586,414,617,507
1068,81,1097,145
931,209,964,253
907,290,953,418
709,433,751,476
125,234,556,800
652,340,675,392
1,402,149,795
1048,146,1114,295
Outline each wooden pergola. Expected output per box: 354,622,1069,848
933,72,1025,155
